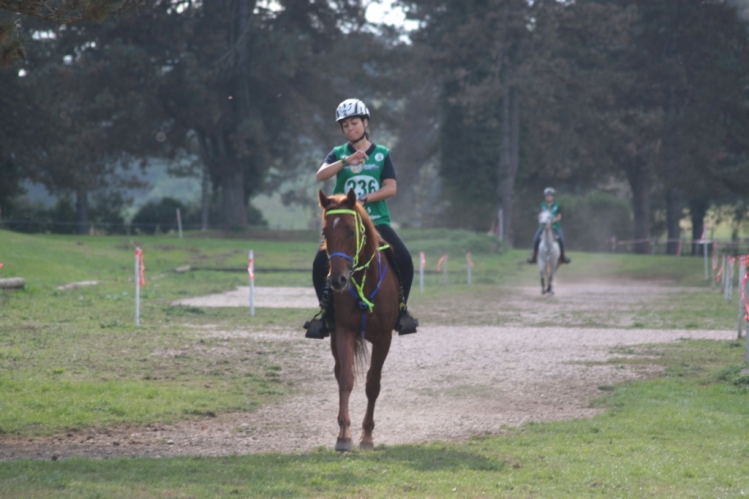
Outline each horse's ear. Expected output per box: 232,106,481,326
346,188,357,207
319,190,331,209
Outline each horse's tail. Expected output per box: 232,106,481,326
353,335,370,382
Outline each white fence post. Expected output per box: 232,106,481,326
176,208,183,239
134,248,142,326
248,250,255,316
703,240,709,281
419,252,425,294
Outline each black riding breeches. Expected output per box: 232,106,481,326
312,223,414,304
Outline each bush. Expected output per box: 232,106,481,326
513,190,633,252
131,198,186,234
401,228,505,255
1,197,76,234
556,191,633,252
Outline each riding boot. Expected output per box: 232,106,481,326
304,283,335,339
526,250,538,264
558,242,571,264
380,244,418,335
527,239,540,264
394,284,419,335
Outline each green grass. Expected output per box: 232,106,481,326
0,228,742,435
0,340,747,498
0,230,323,434
1,229,747,498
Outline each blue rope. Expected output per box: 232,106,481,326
346,250,388,338
328,252,354,263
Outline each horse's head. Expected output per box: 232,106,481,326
538,210,553,226
319,189,363,292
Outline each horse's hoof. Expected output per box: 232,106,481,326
359,441,374,450
335,438,353,452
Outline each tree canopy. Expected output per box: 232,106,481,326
3,0,749,244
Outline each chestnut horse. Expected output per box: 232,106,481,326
318,189,399,452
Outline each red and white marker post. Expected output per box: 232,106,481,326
739,255,749,361
134,248,145,326
466,252,474,285
738,256,746,339
248,250,255,316
419,252,425,294
437,254,448,287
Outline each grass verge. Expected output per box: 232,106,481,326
0,339,747,498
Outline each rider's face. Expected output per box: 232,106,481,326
545,194,554,204
340,117,367,141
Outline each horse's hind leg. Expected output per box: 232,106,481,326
333,331,355,452
360,334,392,450
540,276,546,295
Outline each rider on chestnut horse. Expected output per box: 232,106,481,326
304,99,418,339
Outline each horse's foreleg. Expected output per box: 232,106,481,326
360,334,392,450
334,330,355,452
540,275,546,295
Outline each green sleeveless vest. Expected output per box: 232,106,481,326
332,143,392,226
540,201,561,231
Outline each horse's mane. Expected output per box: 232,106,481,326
321,194,380,258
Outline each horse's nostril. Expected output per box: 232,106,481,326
330,274,348,290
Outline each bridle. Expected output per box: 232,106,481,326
325,208,369,271
324,207,390,335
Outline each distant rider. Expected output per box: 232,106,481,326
527,187,571,265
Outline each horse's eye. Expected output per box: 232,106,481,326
347,228,356,238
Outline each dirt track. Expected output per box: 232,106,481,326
0,281,735,461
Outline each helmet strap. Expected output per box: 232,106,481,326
350,130,368,145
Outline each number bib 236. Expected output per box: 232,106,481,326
332,143,392,225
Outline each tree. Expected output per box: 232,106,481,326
128,0,374,229
405,0,531,242
0,0,138,65
532,0,749,253
17,16,164,233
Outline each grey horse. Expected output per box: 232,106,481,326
537,211,560,296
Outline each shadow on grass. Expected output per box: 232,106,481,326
0,444,503,495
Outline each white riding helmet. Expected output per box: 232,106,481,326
336,99,370,123
544,187,555,196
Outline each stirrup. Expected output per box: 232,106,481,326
395,307,419,335
303,310,330,339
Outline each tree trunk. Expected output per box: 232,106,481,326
198,130,247,231
75,187,88,235
689,195,710,256
665,186,682,255
497,85,520,247
200,163,210,231
220,161,246,230
626,160,651,254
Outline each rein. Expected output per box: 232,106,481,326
325,208,390,336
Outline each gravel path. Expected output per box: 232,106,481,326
0,282,735,461
173,286,318,308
